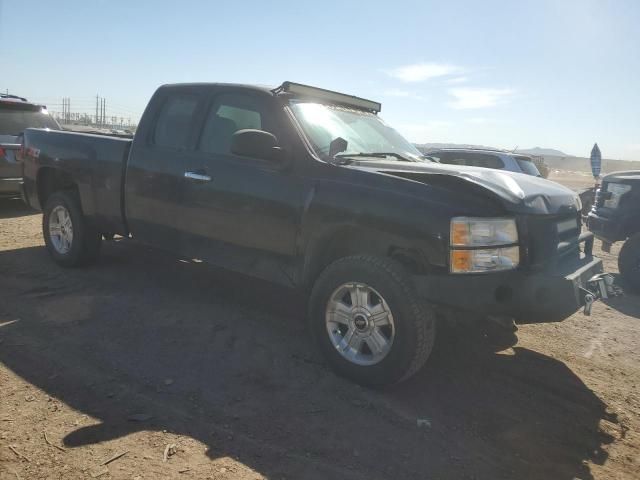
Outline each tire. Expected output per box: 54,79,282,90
618,234,640,292
43,190,102,267
309,255,436,387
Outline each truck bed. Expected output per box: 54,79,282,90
22,128,132,235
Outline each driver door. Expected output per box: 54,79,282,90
177,91,307,286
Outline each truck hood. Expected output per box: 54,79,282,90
345,160,580,215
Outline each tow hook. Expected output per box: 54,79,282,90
583,293,595,315
580,273,622,316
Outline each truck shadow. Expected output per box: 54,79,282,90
0,242,620,479
602,294,640,319
0,196,37,219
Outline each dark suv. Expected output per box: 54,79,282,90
0,94,60,196
587,171,640,291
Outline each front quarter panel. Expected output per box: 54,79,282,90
299,165,507,282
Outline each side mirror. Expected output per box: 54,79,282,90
230,129,282,163
328,136,348,158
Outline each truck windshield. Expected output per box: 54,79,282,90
0,107,60,135
290,101,424,162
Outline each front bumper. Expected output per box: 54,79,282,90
0,177,23,195
414,233,612,323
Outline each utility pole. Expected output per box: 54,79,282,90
64,97,71,123
95,95,99,127
61,97,71,124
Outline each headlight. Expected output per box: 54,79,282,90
604,183,631,209
450,217,519,273
450,217,518,246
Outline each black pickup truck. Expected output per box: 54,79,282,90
21,82,613,385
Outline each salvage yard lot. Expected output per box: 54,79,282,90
1,172,639,480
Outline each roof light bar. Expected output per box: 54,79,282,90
277,81,381,113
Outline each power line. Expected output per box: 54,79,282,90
50,94,138,130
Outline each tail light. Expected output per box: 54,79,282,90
16,136,25,162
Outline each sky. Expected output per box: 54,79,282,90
1,0,638,160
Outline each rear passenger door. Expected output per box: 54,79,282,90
177,91,306,286
125,89,207,252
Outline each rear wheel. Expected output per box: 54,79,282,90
309,255,436,386
618,234,640,292
43,191,102,267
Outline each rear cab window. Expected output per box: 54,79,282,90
152,94,200,149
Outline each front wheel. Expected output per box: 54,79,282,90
43,191,102,267
309,255,436,386
619,234,640,292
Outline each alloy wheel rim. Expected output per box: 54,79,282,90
49,205,73,254
325,282,395,366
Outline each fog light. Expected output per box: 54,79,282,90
450,246,520,273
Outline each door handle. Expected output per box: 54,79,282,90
184,171,212,182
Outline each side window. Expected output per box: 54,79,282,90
153,94,199,149
441,153,505,169
472,154,504,169
451,156,475,166
199,94,264,155
437,153,465,166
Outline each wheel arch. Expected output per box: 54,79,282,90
37,167,79,209
300,224,430,290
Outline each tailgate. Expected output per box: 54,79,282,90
0,141,22,178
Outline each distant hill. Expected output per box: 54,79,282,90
516,147,569,157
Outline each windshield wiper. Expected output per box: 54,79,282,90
333,152,416,163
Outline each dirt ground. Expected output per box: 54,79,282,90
1,172,639,480
548,170,600,193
